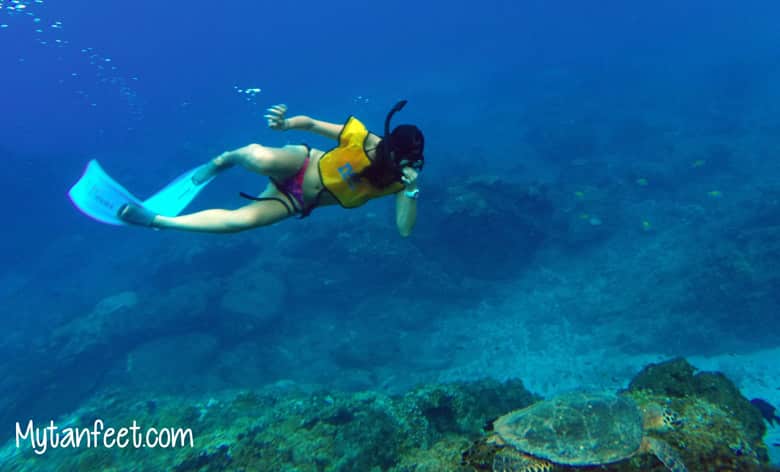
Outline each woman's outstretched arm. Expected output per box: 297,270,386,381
265,104,344,140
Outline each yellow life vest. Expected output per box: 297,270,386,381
318,116,403,208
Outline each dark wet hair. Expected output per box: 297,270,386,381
389,124,425,169
359,125,425,189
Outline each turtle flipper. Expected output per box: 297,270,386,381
493,448,553,472
644,437,687,472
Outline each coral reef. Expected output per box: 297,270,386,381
463,358,771,472
2,378,534,472
2,359,773,471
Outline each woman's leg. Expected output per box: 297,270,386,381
119,145,309,231
149,184,292,233
192,144,309,183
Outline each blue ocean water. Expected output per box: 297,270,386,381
2,0,780,469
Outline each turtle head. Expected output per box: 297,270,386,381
642,402,683,432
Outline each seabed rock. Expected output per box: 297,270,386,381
2,359,773,471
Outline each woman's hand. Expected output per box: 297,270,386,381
401,167,419,189
264,104,288,130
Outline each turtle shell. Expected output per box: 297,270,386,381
492,391,644,466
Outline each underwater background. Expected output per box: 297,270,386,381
1,0,780,470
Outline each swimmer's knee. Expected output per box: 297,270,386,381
244,143,267,162
241,143,276,172
245,143,264,155
232,143,307,176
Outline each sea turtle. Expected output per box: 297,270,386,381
487,391,687,472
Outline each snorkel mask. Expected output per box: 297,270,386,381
383,100,425,172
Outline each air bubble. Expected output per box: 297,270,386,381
233,85,263,110
3,1,143,120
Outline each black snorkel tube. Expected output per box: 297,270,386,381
384,99,408,142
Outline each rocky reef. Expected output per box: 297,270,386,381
2,358,774,471
465,357,772,472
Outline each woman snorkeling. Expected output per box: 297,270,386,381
117,100,425,237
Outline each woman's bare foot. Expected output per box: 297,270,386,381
117,203,158,227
